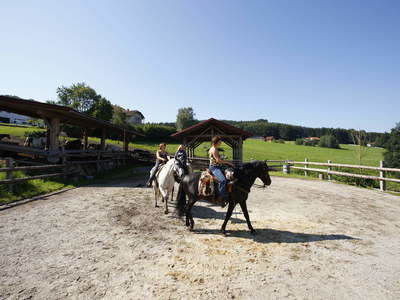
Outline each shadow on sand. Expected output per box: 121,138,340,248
193,227,357,244
192,204,246,224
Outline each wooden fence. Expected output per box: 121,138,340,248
188,156,400,192
0,150,137,191
280,159,400,192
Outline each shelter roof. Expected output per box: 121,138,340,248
171,118,252,141
0,95,142,136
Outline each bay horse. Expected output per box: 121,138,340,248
153,158,177,214
176,160,271,234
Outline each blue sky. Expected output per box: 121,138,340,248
1,0,399,132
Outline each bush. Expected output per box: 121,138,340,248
295,138,304,145
319,135,340,149
275,139,285,144
383,126,400,170
133,124,176,142
24,130,46,138
295,138,318,146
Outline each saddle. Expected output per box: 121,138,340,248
198,168,236,198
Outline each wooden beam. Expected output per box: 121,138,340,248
100,129,106,151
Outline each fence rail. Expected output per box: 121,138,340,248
282,159,400,192
0,149,136,189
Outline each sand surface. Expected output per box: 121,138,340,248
1,176,400,299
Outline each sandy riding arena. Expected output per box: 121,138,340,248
1,176,400,299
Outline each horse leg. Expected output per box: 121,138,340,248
221,200,236,235
164,194,169,214
239,201,255,234
153,185,158,208
186,197,196,230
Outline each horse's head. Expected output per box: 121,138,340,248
256,160,271,187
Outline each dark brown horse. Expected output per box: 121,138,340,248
176,160,271,234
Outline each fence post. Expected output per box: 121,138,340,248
304,158,308,177
327,160,332,181
380,160,386,192
283,164,290,174
96,151,101,173
61,147,67,179
5,157,14,193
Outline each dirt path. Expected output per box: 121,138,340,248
1,176,400,299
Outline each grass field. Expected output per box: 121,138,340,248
131,139,385,167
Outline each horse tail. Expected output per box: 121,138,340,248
176,182,186,217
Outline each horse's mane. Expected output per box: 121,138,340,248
233,160,261,178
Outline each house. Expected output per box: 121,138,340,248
264,136,275,142
304,137,320,141
0,111,30,124
125,110,145,125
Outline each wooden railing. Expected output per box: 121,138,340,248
188,156,400,192
0,150,135,191
281,159,400,192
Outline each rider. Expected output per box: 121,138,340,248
146,143,170,187
209,136,235,204
174,144,188,181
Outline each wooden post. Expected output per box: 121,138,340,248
61,147,67,179
5,157,14,193
123,131,129,152
380,160,386,192
83,129,88,150
283,164,290,174
96,151,101,173
48,118,60,151
319,173,324,180
100,129,106,151
304,158,308,176
327,160,332,181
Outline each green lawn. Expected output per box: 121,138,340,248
133,139,383,167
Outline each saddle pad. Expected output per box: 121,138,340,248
198,170,215,197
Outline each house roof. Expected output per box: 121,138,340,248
171,118,252,140
0,95,143,136
125,110,145,119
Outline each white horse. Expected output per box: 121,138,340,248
153,158,177,214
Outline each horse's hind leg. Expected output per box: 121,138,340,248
154,186,159,208
186,197,196,230
164,195,169,214
221,201,236,235
239,201,255,234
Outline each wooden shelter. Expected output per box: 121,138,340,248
171,118,252,164
0,95,142,153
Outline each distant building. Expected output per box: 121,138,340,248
264,136,275,142
125,110,145,125
304,137,320,141
0,111,30,124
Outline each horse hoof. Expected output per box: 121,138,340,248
250,229,256,235
155,205,159,208
164,210,169,214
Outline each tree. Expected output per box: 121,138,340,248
91,97,113,122
55,82,113,122
319,135,340,149
176,107,197,130
112,105,128,128
384,124,400,169
350,129,367,164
